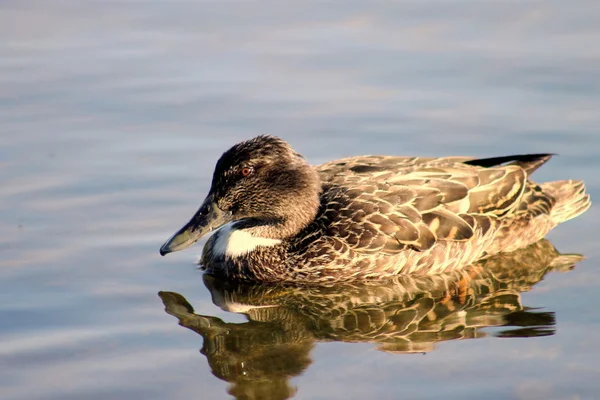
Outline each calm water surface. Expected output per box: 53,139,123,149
1,1,600,399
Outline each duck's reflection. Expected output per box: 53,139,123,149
159,239,581,400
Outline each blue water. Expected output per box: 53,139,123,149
1,1,600,399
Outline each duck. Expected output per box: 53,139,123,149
159,135,590,284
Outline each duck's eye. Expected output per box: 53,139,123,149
240,167,254,177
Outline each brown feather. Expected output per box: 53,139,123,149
192,137,590,283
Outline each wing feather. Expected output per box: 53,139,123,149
316,157,531,257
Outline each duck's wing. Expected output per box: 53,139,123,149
318,153,552,181
317,159,539,256
318,156,472,182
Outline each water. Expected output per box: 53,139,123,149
1,1,599,399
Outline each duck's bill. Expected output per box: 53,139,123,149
160,196,232,256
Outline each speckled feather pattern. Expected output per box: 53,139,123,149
202,147,590,284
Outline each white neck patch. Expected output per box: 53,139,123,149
213,223,281,258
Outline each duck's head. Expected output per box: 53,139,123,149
160,135,321,256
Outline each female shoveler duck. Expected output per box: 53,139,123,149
160,135,590,284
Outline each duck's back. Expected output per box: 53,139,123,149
285,154,590,282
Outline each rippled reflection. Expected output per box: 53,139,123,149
159,239,581,400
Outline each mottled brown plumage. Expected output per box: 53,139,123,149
160,135,591,284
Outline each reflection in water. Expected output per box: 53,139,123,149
159,239,581,400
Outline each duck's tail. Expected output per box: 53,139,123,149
541,180,591,225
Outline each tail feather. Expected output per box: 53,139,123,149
541,180,591,224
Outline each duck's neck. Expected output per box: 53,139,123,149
212,221,282,259
211,193,321,259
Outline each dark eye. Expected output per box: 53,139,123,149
240,167,253,177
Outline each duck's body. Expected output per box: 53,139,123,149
161,136,590,284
